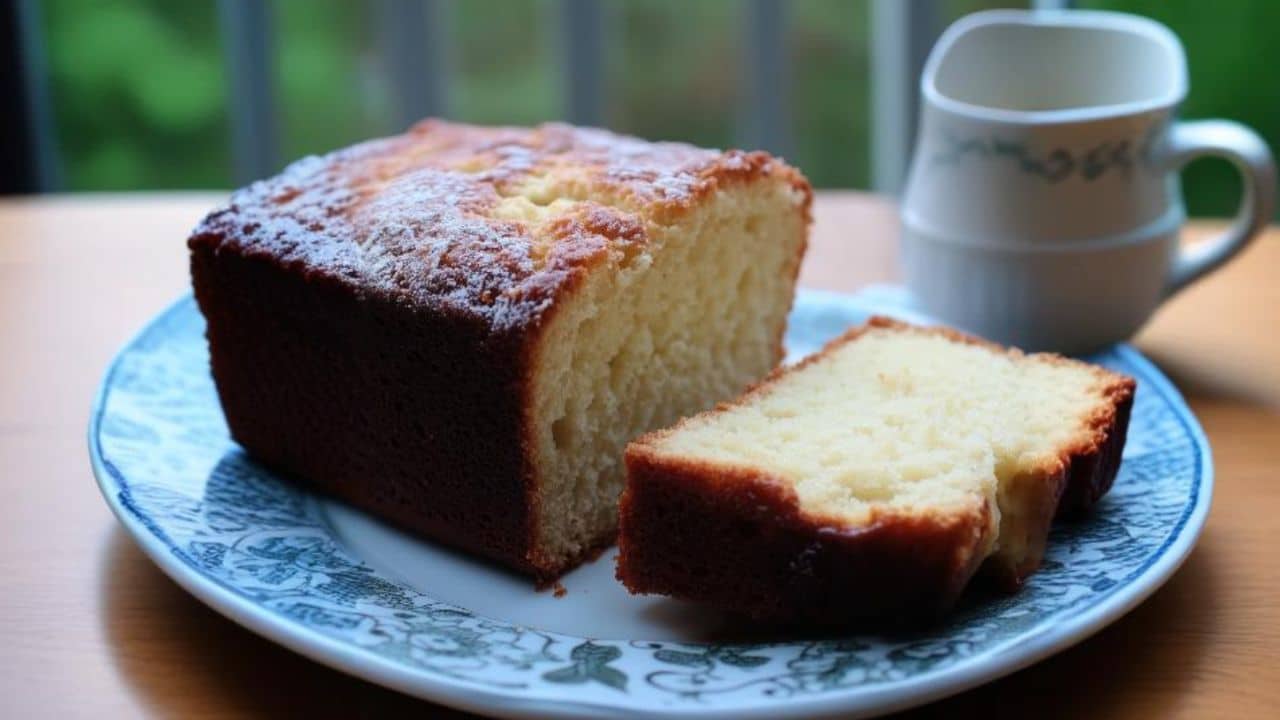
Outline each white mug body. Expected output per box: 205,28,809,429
901,221,1179,354
900,9,1275,352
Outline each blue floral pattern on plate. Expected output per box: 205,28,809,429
90,288,1210,718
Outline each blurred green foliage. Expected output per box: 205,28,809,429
43,0,228,188
39,0,1280,217
1081,0,1280,217
273,1,382,162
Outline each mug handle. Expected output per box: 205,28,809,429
1161,120,1276,297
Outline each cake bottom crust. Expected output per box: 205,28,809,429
616,451,996,627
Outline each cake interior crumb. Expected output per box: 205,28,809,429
529,179,807,569
656,327,1110,524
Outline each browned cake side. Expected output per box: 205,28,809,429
618,450,995,625
190,119,810,581
190,244,545,573
1057,395,1133,516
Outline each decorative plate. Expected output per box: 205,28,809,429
91,287,1210,719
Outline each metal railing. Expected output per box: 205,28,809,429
13,0,61,191
222,0,920,188
15,0,1070,194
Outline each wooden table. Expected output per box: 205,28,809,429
2,192,1277,718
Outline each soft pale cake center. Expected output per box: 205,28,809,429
654,329,1109,525
529,180,808,566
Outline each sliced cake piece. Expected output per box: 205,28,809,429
617,317,1134,624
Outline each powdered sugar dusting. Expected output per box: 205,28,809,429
188,120,807,332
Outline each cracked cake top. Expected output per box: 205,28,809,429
189,120,810,332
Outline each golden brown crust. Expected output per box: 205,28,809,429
619,316,1135,622
188,119,812,338
189,119,811,581
1055,372,1135,515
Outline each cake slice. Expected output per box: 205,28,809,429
617,317,1134,624
189,120,811,581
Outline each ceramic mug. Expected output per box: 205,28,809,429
901,9,1276,354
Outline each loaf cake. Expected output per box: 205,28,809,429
617,317,1134,624
189,120,811,581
